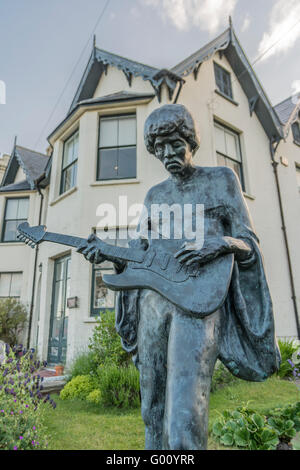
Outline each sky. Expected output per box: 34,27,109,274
0,0,300,155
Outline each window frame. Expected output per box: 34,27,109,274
97,113,137,182
214,62,234,101
214,120,245,191
0,272,23,299
90,227,134,316
292,121,300,146
60,129,79,195
1,197,29,243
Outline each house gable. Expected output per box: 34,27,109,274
172,26,283,142
69,47,184,112
1,144,49,191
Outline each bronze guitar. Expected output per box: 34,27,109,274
17,222,234,317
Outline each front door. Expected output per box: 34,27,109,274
48,255,71,365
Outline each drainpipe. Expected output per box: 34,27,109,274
270,139,300,339
26,173,45,349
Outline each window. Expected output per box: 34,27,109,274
296,166,300,191
214,62,233,100
60,131,79,194
292,122,300,145
0,273,22,298
98,115,136,181
2,198,29,242
214,122,245,190
91,227,135,316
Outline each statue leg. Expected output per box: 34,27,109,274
163,309,221,450
136,290,171,450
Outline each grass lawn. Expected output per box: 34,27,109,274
43,377,299,450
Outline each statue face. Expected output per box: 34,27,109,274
154,132,193,176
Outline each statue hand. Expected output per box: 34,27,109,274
174,237,230,267
174,237,251,267
77,234,105,264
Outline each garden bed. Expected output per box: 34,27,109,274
43,377,299,450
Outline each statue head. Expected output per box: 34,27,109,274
144,104,200,176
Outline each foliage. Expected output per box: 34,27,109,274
211,361,240,393
67,351,98,381
267,416,296,443
96,364,140,409
212,406,279,450
212,402,300,450
86,389,102,405
0,299,28,347
276,339,300,378
60,375,95,401
266,402,300,433
0,344,56,451
88,311,131,368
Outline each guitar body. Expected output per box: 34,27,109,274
17,222,234,316
103,247,234,316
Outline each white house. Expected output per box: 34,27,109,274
0,22,299,366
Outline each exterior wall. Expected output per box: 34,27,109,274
24,59,300,365
0,189,42,344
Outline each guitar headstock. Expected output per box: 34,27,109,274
17,222,47,248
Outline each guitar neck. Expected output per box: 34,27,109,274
43,232,145,264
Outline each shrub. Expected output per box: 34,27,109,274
97,365,140,408
266,402,300,432
60,375,95,401
212,406,279,450
0,299,28,347
0,344,56,450
67,351,98,380
212,403,300,450
89,311,131,368
86,389,102,405
277,339,300,378
211,361,240,393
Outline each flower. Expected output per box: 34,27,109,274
33,426,36,430
19,436,23,440
13,446,18,450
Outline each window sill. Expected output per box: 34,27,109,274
215,89,239,107
83,317,99,323
50,186,78,207
243,192,255,201
91,179,140,187
0,242,25,247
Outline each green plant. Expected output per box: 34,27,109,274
277,339,300,378
212,406,279,450
89,311,131,368
86,389,101,405
211,361,240,393
0,344,55,450
0,299,28,347
266,402,300,432
67,351,98,380
97,364,140,408
267,416,296,443
60,375,95,401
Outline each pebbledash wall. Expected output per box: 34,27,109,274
1,31,300,366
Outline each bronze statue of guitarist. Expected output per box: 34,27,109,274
18,104,280,450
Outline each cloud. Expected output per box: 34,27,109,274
258,0,300,62
241,14,251,33
291,80,300,105
142,0,238,34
